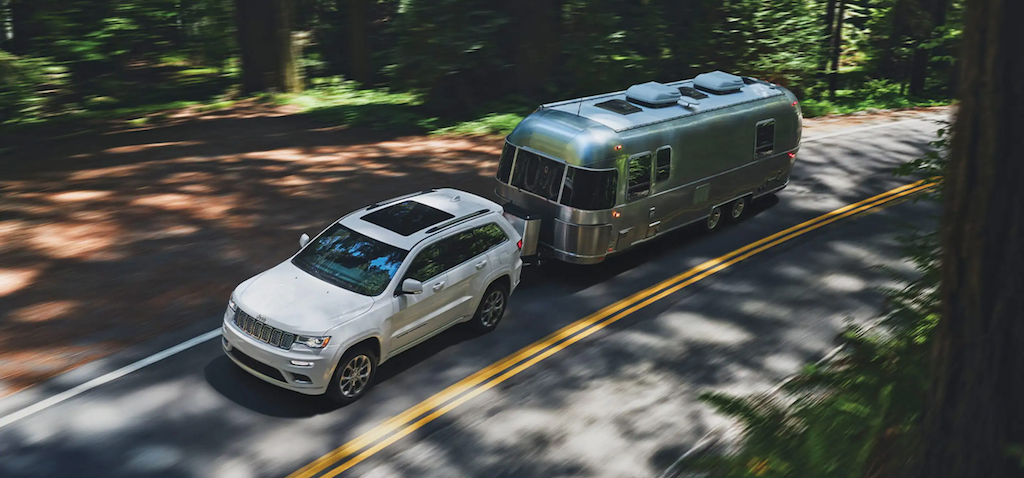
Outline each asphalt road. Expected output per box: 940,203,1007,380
0,114,944,478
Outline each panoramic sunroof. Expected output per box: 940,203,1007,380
362,200,454,236
594,99,642,115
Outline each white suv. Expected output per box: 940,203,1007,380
221,188,523,404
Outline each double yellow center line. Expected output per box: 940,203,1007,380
288,179,936,478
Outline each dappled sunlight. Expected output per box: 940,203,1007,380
103,141,202,155
49,190,114,203
31,221,123,261
9,300,82,323
0,268,40,298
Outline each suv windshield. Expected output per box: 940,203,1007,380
292,224,407,296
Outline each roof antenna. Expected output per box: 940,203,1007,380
576,99,582,117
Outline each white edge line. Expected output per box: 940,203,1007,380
0,113,945,430
0,328,222,430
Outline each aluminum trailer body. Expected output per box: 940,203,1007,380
495,71,802,265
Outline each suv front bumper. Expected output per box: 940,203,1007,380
221,320,338,395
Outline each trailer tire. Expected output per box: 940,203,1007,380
729,197,748,221
706,206,723,231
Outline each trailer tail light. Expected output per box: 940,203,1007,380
517,239,523,250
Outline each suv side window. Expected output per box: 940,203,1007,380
405,241,449,282
456,223,508,259
405,223,508,282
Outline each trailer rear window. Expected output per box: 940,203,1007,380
496,142,515,183
510,149,566,201
560,167,618,210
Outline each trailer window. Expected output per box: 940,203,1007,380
755,120,775,159
655,147,671,182
627,153,652,201
496,142,515,183
560,167,618,210
510,149,566,201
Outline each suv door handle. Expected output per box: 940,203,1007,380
432,281,445,292
475,260,487,270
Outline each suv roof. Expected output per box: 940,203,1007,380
340,188,504,249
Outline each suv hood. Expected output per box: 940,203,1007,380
235,261,375,335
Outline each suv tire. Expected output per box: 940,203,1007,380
326,346,378,405
469,282,508,333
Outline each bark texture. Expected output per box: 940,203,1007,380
235,0,300,93
919,0,1024,475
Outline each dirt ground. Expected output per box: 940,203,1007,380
0,101,950,398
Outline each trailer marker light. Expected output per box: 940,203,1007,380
792,100,798,106
614,145,623,151
788,152,796,159
612,211,621,218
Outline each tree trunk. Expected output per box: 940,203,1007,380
819,0,837,74
515,0,562,94
828,0,845,100
918,0,1024,476
348,0,370,85
235,0,300,93
8,0,38,55
908,0,950,96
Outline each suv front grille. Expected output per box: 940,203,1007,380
235,309,296,350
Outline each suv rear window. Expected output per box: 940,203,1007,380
560,166,618,210
510,149,565,201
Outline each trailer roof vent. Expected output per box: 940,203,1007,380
693,71,744,94
625,81,681,108
677,86,708,100
594,99,642,115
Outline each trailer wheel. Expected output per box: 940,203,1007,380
707,206,723,231
729,197,748,221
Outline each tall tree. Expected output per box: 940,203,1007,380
918,0,1024,475
515,0,562,94
908,0,950,96
8,0,41,55
235,0,300,93
828,0,846,99
820,0,837,75
348,0,370,84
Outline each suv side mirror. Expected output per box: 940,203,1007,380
401,278,423,295
299,233,310,249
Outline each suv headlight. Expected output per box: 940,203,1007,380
295,335,331,348
225,297,239,321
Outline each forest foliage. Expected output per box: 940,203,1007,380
1,0,959,130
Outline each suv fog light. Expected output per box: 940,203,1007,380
290,360,314,367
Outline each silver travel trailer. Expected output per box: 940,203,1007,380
494,71,803,265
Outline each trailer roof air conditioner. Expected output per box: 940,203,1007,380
693,71,744,94
625,81,681,108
